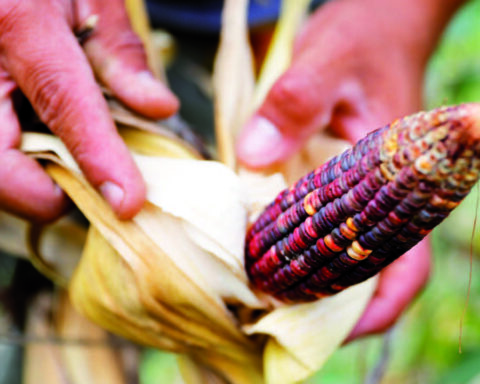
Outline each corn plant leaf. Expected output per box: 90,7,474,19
177,354,230,384
187,349,264,384
72,225,214,352
261,340,311,384
52,161,267,371
117,120,201,159
27,217,86,286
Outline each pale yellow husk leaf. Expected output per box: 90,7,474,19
27,217,86,286
125,0,163,79
245,278,377,384
177,355,229,384
136,156,248,274
0,211,85,285
0,212,30,258
212,0,255,168
22,133,264,383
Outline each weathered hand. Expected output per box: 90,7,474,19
237,0,464,339
0,0,178,222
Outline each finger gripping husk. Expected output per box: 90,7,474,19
245,103,480,302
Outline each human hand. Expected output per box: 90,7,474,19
237,0,464,339
0,0,178,222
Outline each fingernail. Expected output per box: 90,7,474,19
100,181,125,212
236,115,289,167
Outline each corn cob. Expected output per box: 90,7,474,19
245,103,480,302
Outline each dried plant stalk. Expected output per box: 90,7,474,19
125,0,163,79
213,0,255,168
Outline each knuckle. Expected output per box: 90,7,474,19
104,29,146,63
25,64,83,136
0,1,26,44
0,1,23,23
96,3,146,56
266,70,320,126
270,73,304,106
27,65,66,121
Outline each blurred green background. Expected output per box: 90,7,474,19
142,1,480,383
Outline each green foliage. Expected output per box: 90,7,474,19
139,349,183,384
425,0,480,107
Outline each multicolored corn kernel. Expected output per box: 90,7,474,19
245,103,480,302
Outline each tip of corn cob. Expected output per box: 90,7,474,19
245,103,480,302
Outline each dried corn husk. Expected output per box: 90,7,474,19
13,0,380,383
0,211,85,286
212,0,255,168
0,212,31,259
125,0,163,79
20,129,376,384
22,133,265,383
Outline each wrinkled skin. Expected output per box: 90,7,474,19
0,0,178,221
0,0,464,339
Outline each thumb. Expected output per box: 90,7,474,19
236,66,336,169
